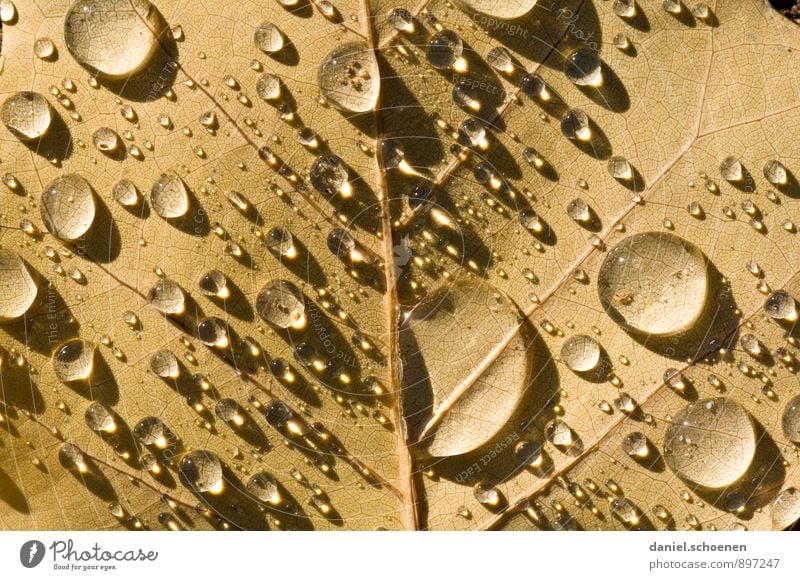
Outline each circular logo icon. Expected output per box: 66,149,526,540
20,540,45,568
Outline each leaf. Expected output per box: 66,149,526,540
0,0,799,533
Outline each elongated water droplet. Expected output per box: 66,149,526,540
197,316,229,348
247,472,280,503
561,335,600,372
264,400,293,428
608,156,632,180
134,416,166,446
318,42,379,113
179,450,223,493
85,402,115,432
719,156,743,181
64,0,162,77
59,443,86,471
148,279,186,315
1,92,52,141
564,50,602,86
150,348,179,378
327,228,355,257
663,398,755,488
40,174,96,241
254,22,284,53
545,418,574,447
198,270,228,298
0,1,16,23
256,73,281,101
0,249,38,322
53,339,95,382
782,394,800,443
426,30,462,70
613,0,636,17
561,109,590,141
264,226,295,257
388,7,413,32
112,179,139,207
151,172,189,219
763,160,787,185
597,232,709,336
256,280,305,328
487,46,513,73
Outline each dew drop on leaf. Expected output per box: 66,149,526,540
561,109,590,141
253,22,284,53
663,398,756,488
198,270,228,298
197,316,229,348
487,46,513,74
318,42,379,113
1,92,52,141
40,174,97,241
310,154,350,197
564,50,602,87
597,232,709,336
53,339,95,383
621,431,648,458
781,394,800,443
179,450,223,493
150,172,189,219
561,335,600,373
134,416,166,446
0,249,38,322
425,30,463,70
84,402,115,432
64,0,162,78
92,126,120,152
247,472,280,503
719,155,743,181
264,226,295,257
256,73,281,101
256,280,305,328
150,349,179,378
763,160,787,185
771,488,800,530
388,7,413,32
148,279,186,315
112,179,139,207
455,0,537,20
764,289,797,321
327,228,355,257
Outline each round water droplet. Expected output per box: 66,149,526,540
64,0,162,77
92,127,120,152
771,487,800,530
567,198,590,222
40,174,96,241
763,160,787,185
426,30,463,70
663,398,756,488
456,0,537,19
112,179,139,207
264,400,293,427
564,49,602,86
59,443,85,470
318,42,379,113
148,278,185,315
459,118,485,147
179,450,222,493
264,226,295,256
545,418,574,447
151,172,189,218
198,270,228,298
215,398,241,423
597,232,709,336
310,154,349,196
197,316,229,347
256,280,305,328
247,472,280,503
561,109,590,141
388,7,413,31
0,249,38,322
764,289,796,321
719,156,743,181
561,335,600,372
327,228,355,257
514,440,541,466
34,38,56,59
254,22,283,53
134,416,165,446
256,73,281,101
473,481,499,506
1,92,52,141
53,339,95,382
150,348,178,378
84,402,115,432
0,1,17,23
782,394,800,443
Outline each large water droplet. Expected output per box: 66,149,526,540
0,249,38,322
561,335,600,372
764,289,797,321
150,348,179,378
53,339,95,382
256,73,281,101
92,127,120,152
179,450,223,493
597,232,709,336
64,0,162,77
1,92,52,141
40,174,96,241
84,402,115,432
426,30,463,70
771,487,800,530
151,172,189,219
253,22,284,53
148,278,186,314
310,154,349,197
782,394,800,443
561,109,590,141
663,398,755,488
134,416,166,446
256,280,305,328
198,270,228,298
112,179,139,207
247,472,280,504
197,316,229,348
318,42,379,113
564,50,602,86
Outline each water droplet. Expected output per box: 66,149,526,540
782,394,800,443
457,0,537,18
613,0,636,17
112,179,139,207
388,7,413,32
327,228,355,257
256,280,305,328
148,279,186,315
0,249,38,322
264,226,295,257
53,339,95,382
59,443,86,471
763,160,787,185
64,0,162,77
608,156,632,180
34,38,56,60
613,33,630,50
198,270,228,298
473,481,499,506
179,450,223,493
264,400,293,428
0,1,16,23
256,73,281,101
92,127,120,152
621,431,648,458
740,333,761,356
514,440,542,466
487,46,513,73
134,416,165,446
561,335,601,372
719,156,743,181
567,198,590,223
151,172,189,218
610,497,640,525
564,50,602,86
663,0,681,13
663,398,756,488
247,472,280,503
215,398,242,424
318,42,379,113
518,209,542,232
764,289,797,321
40,174,96,241
561,109,590,141
150,349,179,378
254,22,284,53
197,316,229,348
458,118,486,147
426,30,463,70
545,418,574,447
771,487,800,530
310,154,349,196
84,402,115,432
597,232,709,336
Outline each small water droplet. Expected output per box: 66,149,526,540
561,334,601,372
53,339,95,382
151,172,189,218
564,50,602,86
254,22,284,53
256,280,305,328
